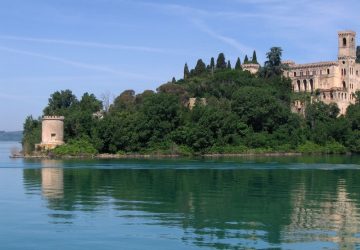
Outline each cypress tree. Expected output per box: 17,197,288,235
216,53,226,69
227,60,231,69
357,46,360,63
252,50,258,64
194,59,206,75
235,57,242,70
210,57,215,69
244,55,249,64
172,77,176,83
184,63,190,79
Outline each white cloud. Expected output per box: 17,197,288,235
191,19,254,55
0,35,173,54
0,46,155,80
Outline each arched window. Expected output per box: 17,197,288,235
323,93,326,99
297,80,301,91
343,37,347,46
310,79,314,93
303,80,307,91
294,72,297,77
327,68,330,75
343,81,346,89
344,69,346,75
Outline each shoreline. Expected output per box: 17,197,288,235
20,151,352,160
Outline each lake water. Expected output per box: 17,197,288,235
1,141,360,249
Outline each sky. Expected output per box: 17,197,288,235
0,0,360,131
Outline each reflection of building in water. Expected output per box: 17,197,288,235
41,160,64,199
285,180,360,249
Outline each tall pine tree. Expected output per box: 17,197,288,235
194,59,206,75
184,63,190,79
210,57,215,69
244,55,249,64
227,60,231,69
252,50,258,64
216,53,227,69
235,57,242,70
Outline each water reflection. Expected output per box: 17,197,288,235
41,160,64,199
23,165,360,249
286,179,360,249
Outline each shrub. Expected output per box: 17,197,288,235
52,138,97,156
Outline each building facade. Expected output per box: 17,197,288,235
284,30,360,115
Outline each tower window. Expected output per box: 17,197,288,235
343,37,347,46
327,69,330,74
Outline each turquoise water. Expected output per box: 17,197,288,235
1,142,360,249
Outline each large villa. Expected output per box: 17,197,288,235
283,30,360,115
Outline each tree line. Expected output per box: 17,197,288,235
23,48,360,155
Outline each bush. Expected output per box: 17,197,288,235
297,141,346,154
52,138,98,156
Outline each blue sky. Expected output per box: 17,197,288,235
1,0,360,131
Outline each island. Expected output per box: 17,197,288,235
22,30,360,158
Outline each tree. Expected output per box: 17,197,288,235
100,91,113,112
231,86,289,132
172,77,176,83
157,83,187,96
184,63,190,79
252,50,258,64
260,47,284,78
210,57,215,69
357,46,360,63
235,57,242,70
79,93,103,113
244,55,249,64
43,89,78,115
216,53,226,69
227,60,232,69
194,59,206,75
112,90,136,111
22,116,41,154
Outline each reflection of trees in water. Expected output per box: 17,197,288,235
22,167,360,249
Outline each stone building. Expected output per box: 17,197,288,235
36,116,65,150
187,97,207,110
284,30,360,115
242,63,260,74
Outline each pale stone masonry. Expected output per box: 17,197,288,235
36,116,65,150
283,30,360,115
242,63,260,74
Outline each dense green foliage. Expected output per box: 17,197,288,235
357,46,360,63
22,116,41,153
51,138,98,156
23,48,360,155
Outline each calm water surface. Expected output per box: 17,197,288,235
1,142,360,249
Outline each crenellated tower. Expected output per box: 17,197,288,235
338,31,356,60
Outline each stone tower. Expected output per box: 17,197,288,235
39,116,65,150
338,31,356,59
338,31,357,97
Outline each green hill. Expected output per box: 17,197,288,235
21,49,360,155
